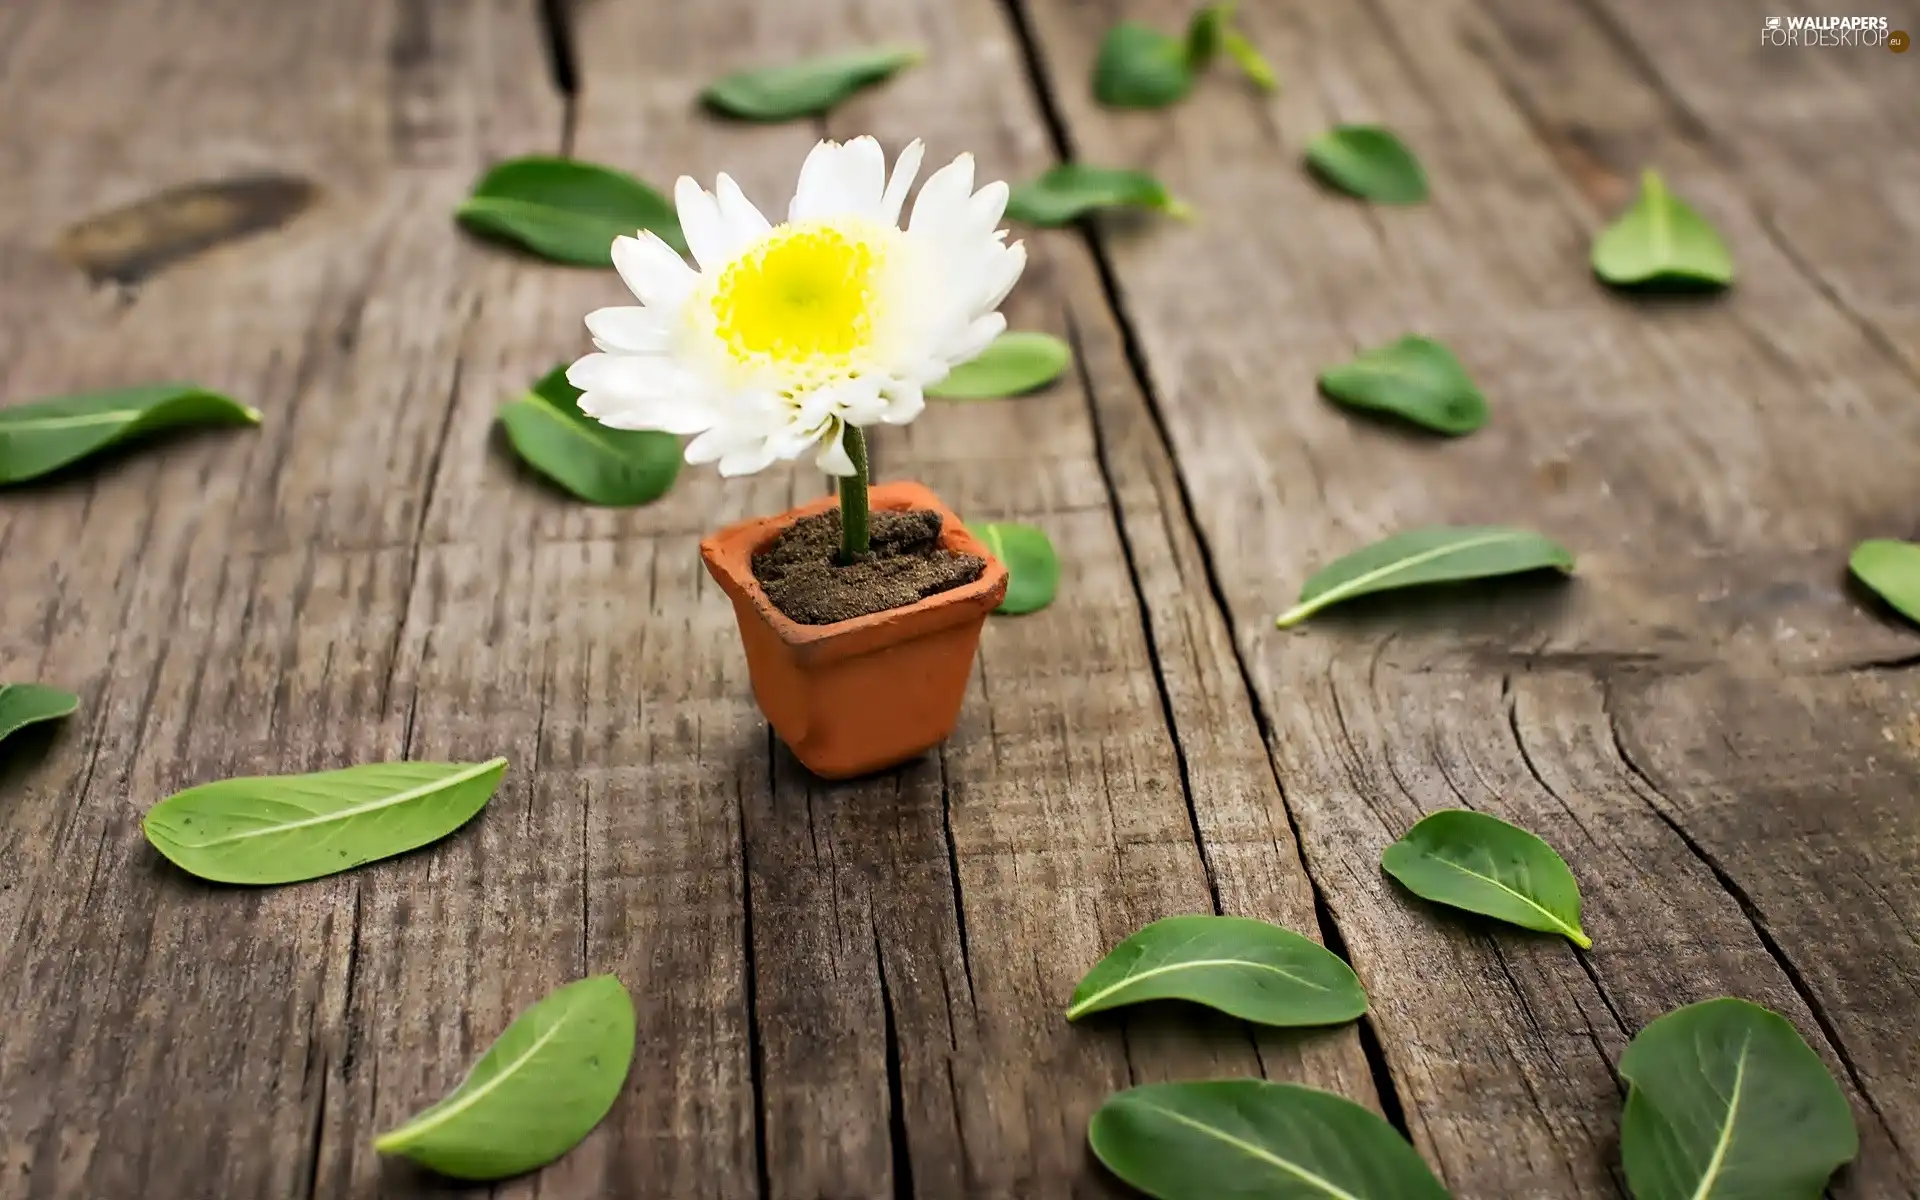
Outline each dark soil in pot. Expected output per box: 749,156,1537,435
752,508,986,625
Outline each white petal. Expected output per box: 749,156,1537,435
837,137,887,213
686,425,755,465
583,306,672,355
815,423,856,475
911,359,952,387
718,440,782,477
611,233,697,310
878,382,924,426
714,173,772,245
879,139,925,227
675,176,733,270
789,141,837,222
966,179,1009,232
566,351,658,396
789,137,888,222
579,392,714,436
976,240,1028,314
941,312,1006,366
835,378,889,426
908,153,976,237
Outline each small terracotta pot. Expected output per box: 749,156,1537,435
700,480,1008,780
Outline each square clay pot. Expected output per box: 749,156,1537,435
699,480,1008,780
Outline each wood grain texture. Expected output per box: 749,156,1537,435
0,3,566,1199
5,0,1916,1196
562,0,1369,1194
1015,0,1920,1194
2,2,1361,1199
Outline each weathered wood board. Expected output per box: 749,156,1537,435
0,0,1914,1197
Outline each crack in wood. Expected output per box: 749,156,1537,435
534,0,579,152
935,745,976,1009
873,919,915,1200
1061,307,1223,915
380,354,464,723
1601,684,1916,1176
744,733,773,1200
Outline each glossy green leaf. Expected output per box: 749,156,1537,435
1848,539,1920,626
1068,915,1366,1027
978,522,1059,615
926,332,1072,400
1592,169,1733,290
1620,997,1857,1200
1304,125,1428,204
700,45,922,121
0,385,259,485
456,157,685,266
1318,335,1487,435
1090,1079,1451,1200
1093,23,1192,108
375,975,637,1181
1188,4,1276,90
144,758,508,885
0,684,79,749
499,365,681,506
1005,165,1192,227
1092,4,1274,109
1274,526,1573,628
1381,809,1591,948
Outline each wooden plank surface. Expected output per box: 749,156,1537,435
1016,0,1920,1195
1,0,1916,1197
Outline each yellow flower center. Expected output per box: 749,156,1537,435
710,222,884,374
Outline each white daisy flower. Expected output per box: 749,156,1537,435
566,136,1027,478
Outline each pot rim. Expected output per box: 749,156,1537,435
699,479,1010,664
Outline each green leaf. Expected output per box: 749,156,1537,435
1094,3,1275,108
499,366,681,506
456,157,685,266
1381,809,1591,948
0,385,259,486
1005,165,1192,227
977,522,1059,615
1318,335,1488,435
1219,29,1278,90
1093,23,1193,109
926,332,1072,400
143,758,508,885
1850,539,1920,626
0,683,79,749
1188,4,1276,90
1274,525,1573,628
1619,997,1857,1200
700,45,922,121
1067,915,1366,1027
1089,1079,1451,1200
1304,125,1428,204
375,975,637,1181
1592,169,1733,290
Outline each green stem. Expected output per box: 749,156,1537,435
838,424,870,563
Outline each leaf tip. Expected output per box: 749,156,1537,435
1569,929,1594,950
1162,196,1197,221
